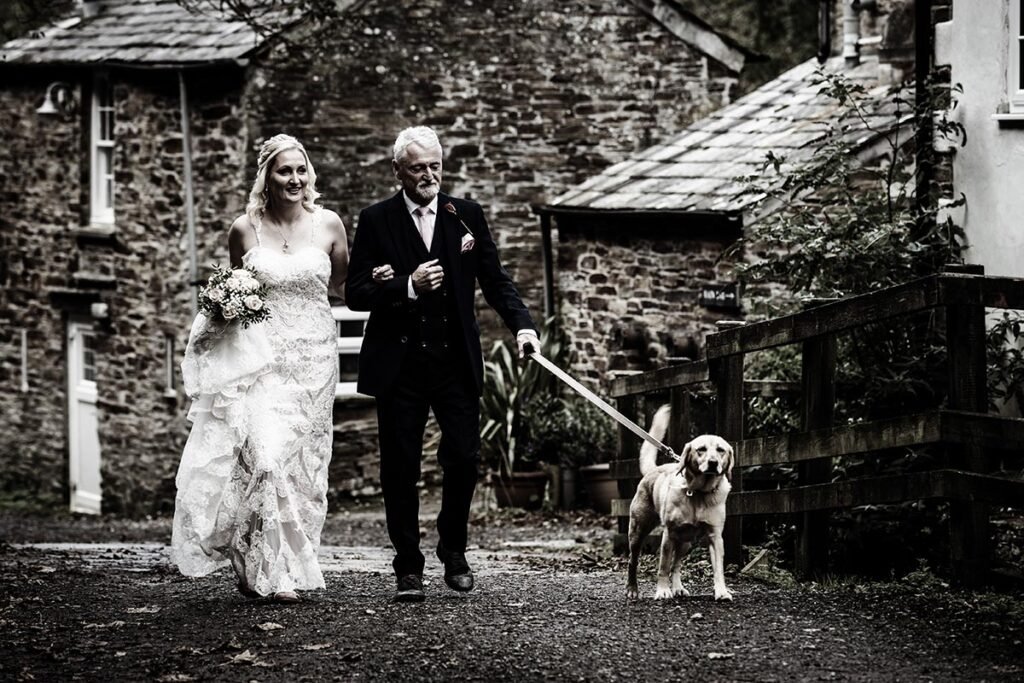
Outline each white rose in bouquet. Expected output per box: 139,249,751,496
198,264,270,328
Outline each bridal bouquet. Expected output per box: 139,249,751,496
198,265,271,328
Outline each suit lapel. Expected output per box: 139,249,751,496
436,193,463,282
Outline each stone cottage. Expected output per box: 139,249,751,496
0,0,754,514
535,0,935,385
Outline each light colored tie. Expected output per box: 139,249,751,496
415,206,433,250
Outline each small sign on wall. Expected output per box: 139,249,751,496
700,282,742,312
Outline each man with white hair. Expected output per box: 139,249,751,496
346,126,539,602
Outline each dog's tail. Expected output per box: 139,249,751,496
639,404,671,476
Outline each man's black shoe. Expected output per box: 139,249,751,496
394,574,425,602
436,546,474,592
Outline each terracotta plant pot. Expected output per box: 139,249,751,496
490,470,549,510
578,463,617,514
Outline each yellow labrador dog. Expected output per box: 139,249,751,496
626,405,734,601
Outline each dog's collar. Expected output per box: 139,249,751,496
671,472,721,497
683,476,721,498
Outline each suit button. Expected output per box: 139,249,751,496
400,336,408,344
442,316,447,323
421,342,428,349
421,316,427,323
442,342,449,349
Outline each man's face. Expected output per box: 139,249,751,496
394,142,442,205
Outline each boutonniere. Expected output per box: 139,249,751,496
444,202,476,254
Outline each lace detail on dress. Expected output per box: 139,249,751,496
172,245,338,596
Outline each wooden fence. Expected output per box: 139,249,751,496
606,265,1024,585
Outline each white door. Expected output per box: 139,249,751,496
68,320,102,514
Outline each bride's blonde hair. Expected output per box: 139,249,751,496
245,133,320,226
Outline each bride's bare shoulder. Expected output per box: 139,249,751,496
318,208,346,238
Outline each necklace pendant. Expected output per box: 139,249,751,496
282,241,289,252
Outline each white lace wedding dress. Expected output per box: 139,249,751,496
172,212,338,596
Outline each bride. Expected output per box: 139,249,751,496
171,134,348,603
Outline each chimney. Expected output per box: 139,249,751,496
79,1,101,19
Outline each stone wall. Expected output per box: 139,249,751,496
0,68,250,514
246,0,738,337
0,0,744,514
555,223,738,386
0,72,84,506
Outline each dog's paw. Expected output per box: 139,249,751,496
672,585,690,598
626,586,639,600
654,586,674,600
714,587,734,601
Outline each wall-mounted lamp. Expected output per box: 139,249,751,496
37,81,75,116
90,302,110,320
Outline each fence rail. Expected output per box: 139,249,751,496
605,267,1024,585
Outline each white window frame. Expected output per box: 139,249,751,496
89,72,115,226
1011,0,1024,113
333,305,369,398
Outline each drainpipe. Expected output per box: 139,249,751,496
914,0,934,234
178,70,198,316
844,0,879,67
539,212,555,320
843,0,861,66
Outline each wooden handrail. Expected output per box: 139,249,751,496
705,273,1024,359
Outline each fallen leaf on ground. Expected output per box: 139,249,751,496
256,622,284,631
228,650,260,665
126,606,161,614
156,675,195,682
708,652,735,660
690,612,704,620
299,643,332,651
83,621,125,629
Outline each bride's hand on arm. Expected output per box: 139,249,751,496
324,210,350,298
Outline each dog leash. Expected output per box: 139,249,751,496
524,345,679,462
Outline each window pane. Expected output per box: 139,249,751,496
82,333,97,381
339,354,359,382
97,148,113,210
102,109,113,141
1020,38,1024,89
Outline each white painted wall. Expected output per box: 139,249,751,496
941,1,1024,277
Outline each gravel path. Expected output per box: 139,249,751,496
1,493,1022,682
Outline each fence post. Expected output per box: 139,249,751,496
711,322,745,566
943,264,990,586
668,386,690,452
613,394,641,553
796,298,838,580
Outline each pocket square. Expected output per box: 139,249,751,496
460,233,475,254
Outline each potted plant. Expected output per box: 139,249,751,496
522,396,616,512
479,323,564,509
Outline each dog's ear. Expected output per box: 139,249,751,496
724,441,735,482
679,439,694,471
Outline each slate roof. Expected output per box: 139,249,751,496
549,56,908,214
0,0,274,67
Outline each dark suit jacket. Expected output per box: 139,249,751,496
346,191,536,397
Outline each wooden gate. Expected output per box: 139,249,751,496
607,266,1024,585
